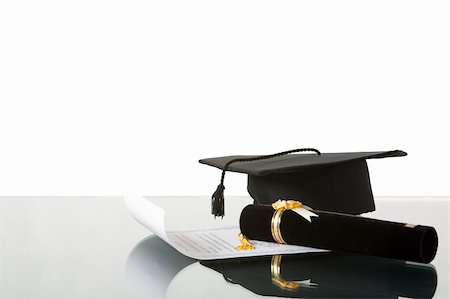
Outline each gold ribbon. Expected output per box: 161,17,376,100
271,255,318,291
271,255,300,291
236,199,309,250
235,233,255,251
271,199,303,244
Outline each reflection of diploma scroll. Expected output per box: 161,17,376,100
201,252,438,298
240,204,438,263
126,236,285,299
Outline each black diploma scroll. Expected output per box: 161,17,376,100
240,204,438,263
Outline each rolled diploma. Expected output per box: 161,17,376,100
239,205,438,263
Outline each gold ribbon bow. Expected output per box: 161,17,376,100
271,199,303,211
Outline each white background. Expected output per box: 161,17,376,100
0,0,448,197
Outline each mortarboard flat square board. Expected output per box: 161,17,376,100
199,149,407,216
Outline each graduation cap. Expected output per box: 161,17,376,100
199,148,407,217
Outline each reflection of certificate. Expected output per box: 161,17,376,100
125,193,325,260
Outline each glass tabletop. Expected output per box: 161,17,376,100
0,196,448,298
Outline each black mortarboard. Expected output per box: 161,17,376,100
199,148,407,217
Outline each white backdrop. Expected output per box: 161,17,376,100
0,0,448,196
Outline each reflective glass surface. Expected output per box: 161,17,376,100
0,196,448,298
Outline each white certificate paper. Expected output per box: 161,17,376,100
125,193,326,260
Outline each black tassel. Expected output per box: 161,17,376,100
212,184,225,218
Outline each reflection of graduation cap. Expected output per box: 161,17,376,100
200,148,407,217
201,252,437,298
